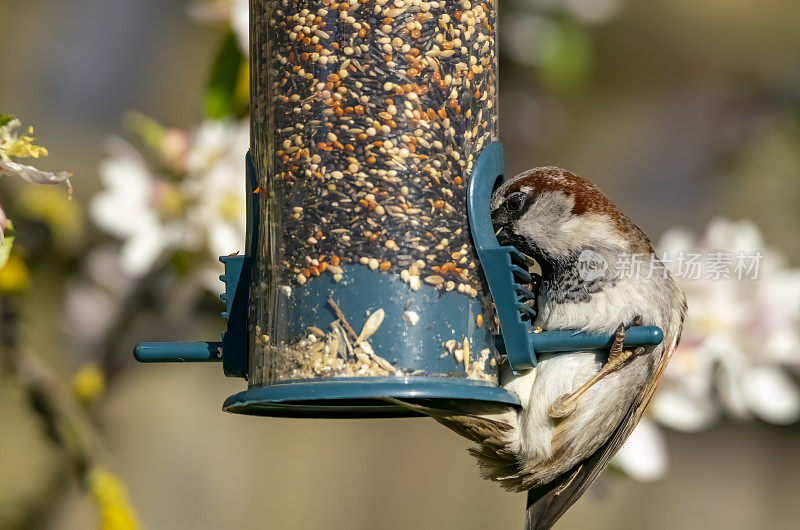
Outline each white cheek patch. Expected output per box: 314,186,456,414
560,213,628,250
514,190,629,259
514,191,575,257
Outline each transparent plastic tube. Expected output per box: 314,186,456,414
249,0,499,386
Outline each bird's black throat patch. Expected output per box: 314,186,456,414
540,251,615,304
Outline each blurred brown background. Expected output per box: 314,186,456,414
2,0,800,529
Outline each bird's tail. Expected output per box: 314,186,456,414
524,464,586,530
523,399,641,529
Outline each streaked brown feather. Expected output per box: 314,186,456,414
381,397,514,448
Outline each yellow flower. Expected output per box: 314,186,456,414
0,119,48,160
88,467,140,530
0,116,72,192
6,129,49,159
71,363,106,404
0,252,30,294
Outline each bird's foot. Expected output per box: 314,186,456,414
547,394,578,419
547,316,646,420
607,315,642,366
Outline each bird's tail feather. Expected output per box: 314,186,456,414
524,465,584,530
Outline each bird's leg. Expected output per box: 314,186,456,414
606,315,642,366
548,316,645,419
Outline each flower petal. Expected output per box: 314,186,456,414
90,138,158,238
208,219,243,257
231,0,249,54
656,227,695,258
742,365,800,425
612,419,669,482
119,229,170,276
704,217,764,253
652,383,718,432
0,159,72,188
0,203,7,245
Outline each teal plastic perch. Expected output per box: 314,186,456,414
134,341,222,363
132,153,256,377
525,326,663,353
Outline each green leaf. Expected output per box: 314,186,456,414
205,31,248,120
0,114,16,128
539,21,592,93
123,111,166,151
0,220,15,270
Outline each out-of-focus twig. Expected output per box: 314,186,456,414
1,287,143,529
95,270,161,384
0,297,99,480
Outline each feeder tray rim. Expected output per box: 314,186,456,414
222,376,522,419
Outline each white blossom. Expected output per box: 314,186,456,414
614,218,800,480
90,119,247,290
0,116,72,246
90,138,191,276
654,218,800,427
613,419,668,482
185,119,249,290
188,0,248,55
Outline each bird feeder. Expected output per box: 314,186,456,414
135,0,663,418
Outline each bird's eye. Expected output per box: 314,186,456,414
505,192,527,213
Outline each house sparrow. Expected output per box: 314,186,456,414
391,167,686,529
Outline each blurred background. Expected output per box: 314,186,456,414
2,0,800,529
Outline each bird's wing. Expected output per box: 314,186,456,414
525,332,681,530
382,397,514,450
385,397,528,486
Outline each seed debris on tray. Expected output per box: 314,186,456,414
249,303,499,383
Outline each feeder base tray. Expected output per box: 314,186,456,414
223,377,521,418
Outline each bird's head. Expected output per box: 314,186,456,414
490,167,653,273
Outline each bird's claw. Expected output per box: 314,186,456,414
548,393,578,419
608,315,643,364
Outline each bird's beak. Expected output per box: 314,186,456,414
492,208,515,247
491,207,512,237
